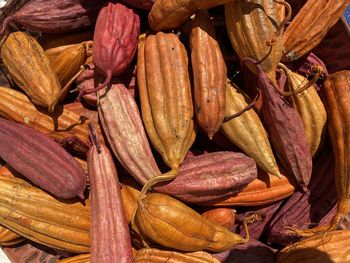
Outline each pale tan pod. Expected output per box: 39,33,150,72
1,31,61,112
220,81,281,177
285,68,327,156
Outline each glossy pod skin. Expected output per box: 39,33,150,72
0,117,86,199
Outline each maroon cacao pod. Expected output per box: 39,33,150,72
0,0,107,34
0,117,86,199
93,2,140,88
120,0,154,10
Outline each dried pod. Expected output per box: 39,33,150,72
203,169,295,206
58,254,90,263
98,84,161,185
276,230,350,262
225,0,285,82
221,81,280,177
133,193,247,252
134,248,220,263
120,0,154,10
155,151,257,204
0,0,107,34
39,30,94,50
190,10,226,139
202,208,236,229
121,176,141,224
321,70,350,229
268,149,337,246
45,41,92,63
0,175,90,253
257,62,312,191
283,0,349,61
0,117,86,199
88,125,132,263
283,66,327,156
1,32,61,112
93,2,140,87
0,226,24,246
0,87,101,155
148,0,233,31
138,32,196,171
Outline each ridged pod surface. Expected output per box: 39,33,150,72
220,81,280,177
0,226,24,246
93,2,140,87
0,117,86,199
190,10,226,139
134,193,246,252
0,0,107,34
276,230,350,263
154,151,257,204
1,32,61,112
283,0,350,61
321,71,350,228
134,248,220,263
148,0,233,31
88,126,132,263
225,0,284,82
98,84,161,185
285,68,327,156
137,32,196,171
202,170,295,206
0,175,90,253
40,30,94,50
0,87,100,155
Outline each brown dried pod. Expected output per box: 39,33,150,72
148,0,233,31
93,2,140,88
134,248,220,263
283,0,350,61
280,64,327,156
202,169,295,206
0,0,107,34
276,230,350,263
225,0,286,82
58,254,90,263
133,193,248,252
1,31,61,112
0,117,87,199
0,175,90,253
121,176,141,225
221,81,281,177
0,87,100,155
201,208,236,229
88,125,133,263
45,41,93,64
0,225,24,246
190,10,226,139
98,84,161,185
137,32,196,172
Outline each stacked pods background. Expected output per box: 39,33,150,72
0,0,349,262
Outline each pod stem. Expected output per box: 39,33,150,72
83,70,112,95
88,123,101,154
241,213,262,243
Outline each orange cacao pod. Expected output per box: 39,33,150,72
201,208,236,229
0,225,24,246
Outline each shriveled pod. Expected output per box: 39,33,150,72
0,118,87,199
281,64,327,156
98,83,161,185
58,254,90,263
121,176,141,224
88,125,133,263
1,31,61,112
138,32,196,173
133,193,248,252
201,208,236,229
39,30,94,50
148,0,234,31
134,248,220,263
0,175,90,253
283,0,350,61
0,87,103,155
45,41,93,63
221,81,281,177
0,0,107,34
93,2,140,88
225,0,286,82
202,170,295,206
276,230,350,263
0,226,24,246
190,10,226,139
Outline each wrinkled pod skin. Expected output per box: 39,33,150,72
190,10,227,139
93,2,140,88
